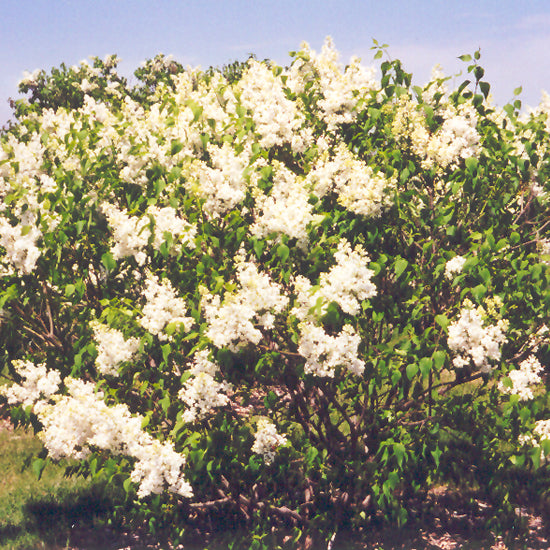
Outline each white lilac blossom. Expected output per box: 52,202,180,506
250,162,314,247
444,255,467,279
392,97,480,171
5,132,45,179
426,103,480,169
447,300,508,372
422,65,449,105
392,97,431,162
298,322,365,377
238,59,311,152
186,143,250,218
146,205,197,251
292,239,377,320
91,322,140,376
0,211,42,275
139,274,194,340
498,355,543,401
286,37,377,130
178,350,232,423
101,202,151,265
202,259,289,351
539,238,550,265
306,142,394,217
318,240,377,315
520,419,550,461
251,418,288,464
35,378,193,498
0,360,60,408
19,69,42,87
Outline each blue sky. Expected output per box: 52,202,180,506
2,1,550,125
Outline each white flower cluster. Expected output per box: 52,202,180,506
520,419,550,461
447,299,508,372
146,205,197,252
251,418,288,465
392,96,480,171
298,323,365,377
178,350,232,423
319,240,377,314
35,377,192,498
202,259,289,351
498,355,543,401
539,238,550,265
293,238,377,320
91,321,140,376
19,68,42,87
291,239,373,377
426,103,480,169
186,143,251,218
0,359,60,408
306,142,394,217
444,255,467,279
238,59,311,151
0,211,42,275
287,37,377,130
139,274,194,340
422,65,449,105
102,203,195,264
102,203,150,265
250,162,314,247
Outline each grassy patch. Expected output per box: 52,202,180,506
0,425,119,550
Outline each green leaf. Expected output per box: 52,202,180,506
435,315,449,330
406,363,419,380
65,284,75,297
465,157,478,173
89,457,98,477
75,220,86,235
165,322,177,336
471,284,487,302
479,81,490,99
433,350,446,370
160,395,171,414
479,267,491,285
252,239,264,259
188,101,203,122
123,477,134,494
419,357,432,378
32,458,47,481
393,443,406,468
305,446,319,467
277,243,290,263
101,251,116,272
394,257,408,279
264,390,279,410
171,140,184,155
431,448,442,468
458,54,472,62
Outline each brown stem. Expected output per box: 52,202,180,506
399,372,483,412
188,497,231,509
218,476,303,525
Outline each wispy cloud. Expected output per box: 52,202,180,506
513,12,550,32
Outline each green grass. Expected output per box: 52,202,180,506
0,425,120,550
